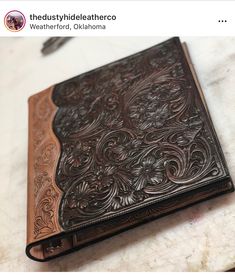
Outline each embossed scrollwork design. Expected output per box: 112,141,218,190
52,38,225,230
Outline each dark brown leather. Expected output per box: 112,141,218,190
26,37,234,262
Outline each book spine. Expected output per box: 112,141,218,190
27,87,62,246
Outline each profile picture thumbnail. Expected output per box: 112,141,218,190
4,10,26,32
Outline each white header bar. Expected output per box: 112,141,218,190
0,1,234,36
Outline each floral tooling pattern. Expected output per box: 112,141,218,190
29,90,61,240
52,38,226,230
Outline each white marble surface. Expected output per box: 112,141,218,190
1,37,235,271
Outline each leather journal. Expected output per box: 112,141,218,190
26,37,234,261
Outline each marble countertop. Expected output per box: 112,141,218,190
1,37,235,271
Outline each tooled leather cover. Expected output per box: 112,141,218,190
52,37,232,230
27,37,233,259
